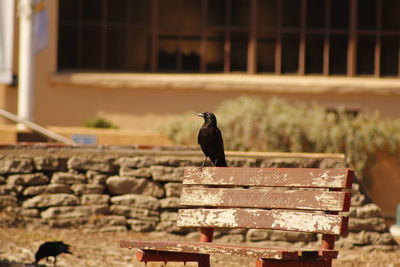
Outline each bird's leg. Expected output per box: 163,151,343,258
201,156,208,170
53,256,57,267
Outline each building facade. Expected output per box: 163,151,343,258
0,0,399,131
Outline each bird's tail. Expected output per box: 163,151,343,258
61,243,72,254
215,159,228,167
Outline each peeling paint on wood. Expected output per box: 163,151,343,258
177,208,345,235
183,167,353,189
180,188,351,212
120,240,339,260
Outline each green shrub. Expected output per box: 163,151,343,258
163,96,400,177
85,117,118,129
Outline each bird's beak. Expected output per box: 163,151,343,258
197,113,204,117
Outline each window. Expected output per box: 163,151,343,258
58,0,400,77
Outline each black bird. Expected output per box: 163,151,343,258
197,112,227,168
35,241,72,266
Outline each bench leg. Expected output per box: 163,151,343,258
198,254,211,267
256,258,332,267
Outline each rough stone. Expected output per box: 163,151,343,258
361,245,399,252
52,172,87,184
81,194,110,205
0,185,17,195
0,158,33,174
48,218,89,228
319,158,347,168
86,171,108,185
23,184,71,196
348,218,387,232
41,205,109,219
86,170,101,179
227,158,258,167
110,205,159,221
99,226,127,232
91,174,108,185
217,228,248,235
88,215,126,227
116,157,154,168
354,203,382,218
155,221,189,233
246,229,317,242
68,156,115,173
20,208,40,218
34,156,67,171
127,219,157,232
245,229,270,241
351,193,366,206
71,184,105,195
0,176,5,184
7,173,49,186
249,240,307,248
160,211,178,222
340,231,396,246
153,157,185,167
119,167,152,178
160,197,181,208
150,166,185,182
0,195,18,208
23,194,80,208
106,176,164,197
165,183,182,197
110,194,160,210
8,207,40,218
215,234,245,243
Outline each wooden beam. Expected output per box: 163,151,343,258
178,208,347,235
323,0,331,75
347,0,357,76
150,0,158,72
180,188,352,212
183,167,354,189
224,0,232,72
275,0,282,74
247,0,258,74
121,240,304,259
375,0,382,77
299,0,307,75
200,0,207,72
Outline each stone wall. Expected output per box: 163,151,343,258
0,145,397,251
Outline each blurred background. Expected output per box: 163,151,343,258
0,0,400,241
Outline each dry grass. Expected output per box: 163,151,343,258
0,228,399,267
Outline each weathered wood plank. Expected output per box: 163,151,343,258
177,208,347,235
180,188,352,212
120,240,335,259
135,249,207,262
183,167,354,189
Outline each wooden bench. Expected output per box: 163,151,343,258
121,167,354,267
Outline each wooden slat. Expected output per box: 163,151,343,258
121,240,338,260
183,167,353,189
135,249,207,263
180,188,351,212
177,208,346,235
120,240,339,260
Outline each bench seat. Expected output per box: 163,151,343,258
120,240,338,260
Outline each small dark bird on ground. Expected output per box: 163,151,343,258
197,112,227,168
35,241,72,266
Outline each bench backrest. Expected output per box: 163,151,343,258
177,167,354,236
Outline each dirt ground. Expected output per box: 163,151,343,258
0,228,399,267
